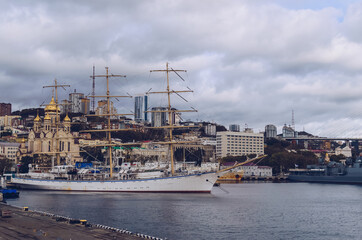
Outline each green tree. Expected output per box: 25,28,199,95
259,138,318,174
329,154,345,162
220,155,247,164
0,157,13,174
19,156,34,173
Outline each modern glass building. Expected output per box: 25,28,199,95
134,95,148,122
229,124,240,132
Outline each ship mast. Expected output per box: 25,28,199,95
43,79,70,165
149,63,196,175
84,67,132,178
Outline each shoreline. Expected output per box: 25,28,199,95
0,202,161,240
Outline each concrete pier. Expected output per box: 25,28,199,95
0,203,152,240
217,175,288,184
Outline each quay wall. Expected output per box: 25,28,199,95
0,203,162,240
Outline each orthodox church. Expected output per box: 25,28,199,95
26,97,82,165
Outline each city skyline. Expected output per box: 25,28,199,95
1,1,362,137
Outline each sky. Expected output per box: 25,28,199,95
1,0,362,137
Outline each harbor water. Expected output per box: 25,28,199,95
6,183,362,240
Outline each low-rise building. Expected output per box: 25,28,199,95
335,146,352,157
239,164,272,177
282,124,297,138
0,142,20,162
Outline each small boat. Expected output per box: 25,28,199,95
0,189,20,198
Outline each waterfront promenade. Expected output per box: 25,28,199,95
0,203,143,240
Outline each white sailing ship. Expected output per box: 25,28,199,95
10,64,261,192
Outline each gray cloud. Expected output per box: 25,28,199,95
1,0,362,137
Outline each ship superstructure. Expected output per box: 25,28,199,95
288,157,362,184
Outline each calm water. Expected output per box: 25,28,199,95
6,183,362,240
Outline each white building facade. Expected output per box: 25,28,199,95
216,131,264,158
335,146,352,158
239,165,272,177
265,124,277,138
204,123,216,136
0,142,20,162
69,91,84,113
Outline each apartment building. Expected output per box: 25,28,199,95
216,131,264,158
0,142,20,162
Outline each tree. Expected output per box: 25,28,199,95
259,138,318,174
220,155,247,164
19,156,34,173
329,154,345,162
0,157,13,174
1,129,12,137
71,122,89,132
216,125,227,132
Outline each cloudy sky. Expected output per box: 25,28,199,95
1,0,362,137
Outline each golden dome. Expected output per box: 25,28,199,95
45,97,60,112
34,113,41,122
64,114,71,122
44,113,51,120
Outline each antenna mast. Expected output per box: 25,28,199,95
292,109,295,130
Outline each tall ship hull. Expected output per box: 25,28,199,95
9,172,219,193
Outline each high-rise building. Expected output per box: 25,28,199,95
81,98,90,114
204,123,217,136
151,107,167,127
60,100,70,114
96,100,117,117
170,108,181,125
0,103,11,116
69,90,84,113
134,95,148,122
265,124,277,139
216,130,264,158
229,124,240,132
